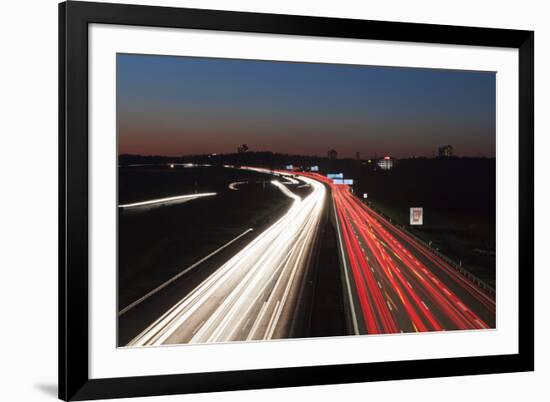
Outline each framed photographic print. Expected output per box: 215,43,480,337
59,1,534,400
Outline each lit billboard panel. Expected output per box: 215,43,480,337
333,179,354,185
410,207,423,225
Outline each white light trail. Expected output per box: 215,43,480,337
282,176,299,185
228,181,248,190
118,228,254,316
271,180,300,201
127,175,326,346
119,193,216,210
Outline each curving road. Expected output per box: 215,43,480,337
128,173,326,346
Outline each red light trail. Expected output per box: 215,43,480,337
301,172,495,334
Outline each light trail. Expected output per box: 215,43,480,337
282,176,300,185
127,175,326,346
228,181,248,190
124,166,494,343
118,228,254,316
335,183,492,333
271,180,300,200
168,163,212,168
119,192,216,210
300,172,495,334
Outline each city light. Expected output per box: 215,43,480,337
119,193,216,209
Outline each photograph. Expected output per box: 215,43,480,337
116,53,497,347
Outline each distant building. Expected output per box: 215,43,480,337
376,155,394,170
328,149,338,160
356,151,361,161
438,145,454,157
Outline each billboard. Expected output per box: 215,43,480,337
327,173,344,179
410,207,423,225
310,165,319,172
333,179,354,185
363,193,368,199
285,164,293,170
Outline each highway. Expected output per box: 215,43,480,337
127,173,326,346
302,172,495,334
121,166,495,346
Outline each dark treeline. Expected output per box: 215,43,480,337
120,154,496,217
119,153,495,216
119,151,341,167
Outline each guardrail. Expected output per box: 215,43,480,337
364,201,495,297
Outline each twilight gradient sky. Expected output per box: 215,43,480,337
117,54,496,158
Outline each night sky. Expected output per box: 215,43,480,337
117,54,496,159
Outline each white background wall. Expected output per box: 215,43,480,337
0,0,546,401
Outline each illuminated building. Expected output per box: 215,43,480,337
438,145,454,157
376,155,394,170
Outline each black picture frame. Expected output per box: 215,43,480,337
59,1,534,400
